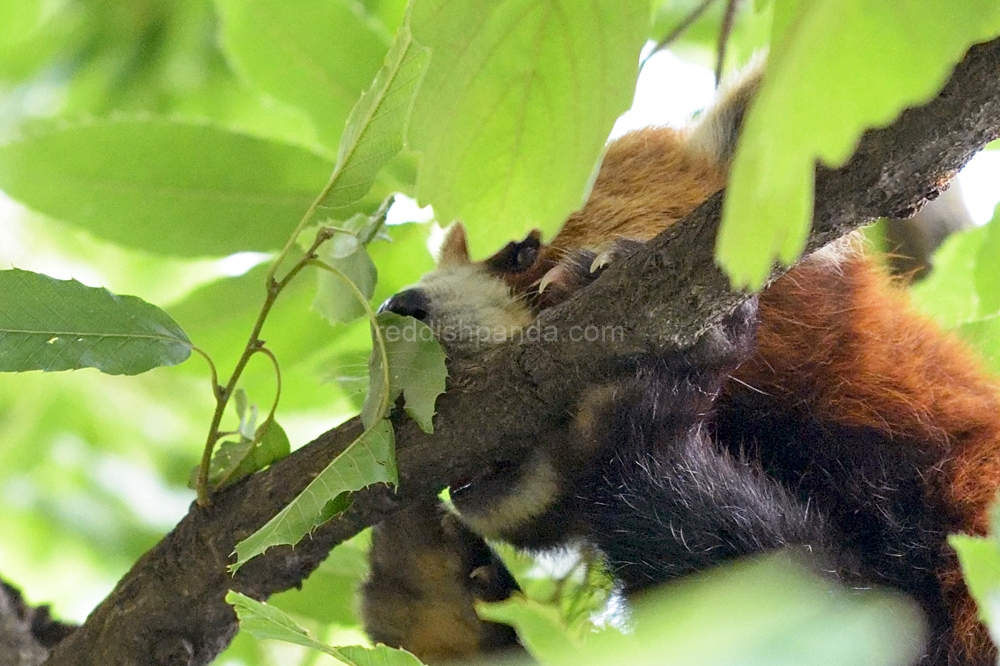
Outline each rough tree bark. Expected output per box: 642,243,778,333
0,580,74,666
36,37,1000,666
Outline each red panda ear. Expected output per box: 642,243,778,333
438,222,471,266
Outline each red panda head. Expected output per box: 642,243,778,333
380,58,766,355
379,223,555,355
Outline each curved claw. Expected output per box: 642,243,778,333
538,265,570,294
590,250,614,273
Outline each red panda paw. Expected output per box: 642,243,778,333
361,502,520,663
535,239,645,309
589,238,645,273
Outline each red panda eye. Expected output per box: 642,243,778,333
485,236,541,275
514,243,538,271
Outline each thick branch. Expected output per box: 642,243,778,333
0,579,74,666
45,38,1000,666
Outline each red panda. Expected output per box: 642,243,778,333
363,62,1000,666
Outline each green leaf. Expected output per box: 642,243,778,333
228,590,329,652
0,268,191,375
0,119,334,257
910,225,987,328
362,313,447,433
318,27,430,210
483,555,922,666
718,0,1000,288
610,556,922,666
0,0,69,84
477,597,587,664
360,0,410,34
314,245,378,325
206,438,254,489
310,224,435,404
233,388,255,438
269,533,371,626
231,419,396,571
907,206,1000,376
209,417,291,491
215,0,391,152
233,388,249,419
311,210,391,326
974,204,1000,317
957,316,1000,377
0,0,44,51
335,646,425,666
254,418,291,464
407,0,648,255
228,590,423,665
951,535,1000,625
770,0,802,46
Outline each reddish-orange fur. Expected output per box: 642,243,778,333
496,127,729,306
378,63,997,661
556,127,726,252
742,254,1000,665
537,122,1000,664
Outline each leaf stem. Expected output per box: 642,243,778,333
196,230,334,507
308,258,392,421
191,346,220,397
715,0,740,86
265,163,345,288
641,0,719,69
255,347,283,423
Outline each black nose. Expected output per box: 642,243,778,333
378,288,430,321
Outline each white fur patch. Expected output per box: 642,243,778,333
458,455,560,539
414,264,533,355
807,231,864,268
686,52,766,164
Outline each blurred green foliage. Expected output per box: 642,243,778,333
480,554,924,666
0,1,998,665
911,204,1000,374
719,0,1000,288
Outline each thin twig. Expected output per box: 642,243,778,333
641,0,719,69
715,0,740,86
195,231,332,507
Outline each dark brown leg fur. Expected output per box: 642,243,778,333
361,502,520,664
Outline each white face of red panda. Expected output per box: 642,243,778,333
378,223,539,355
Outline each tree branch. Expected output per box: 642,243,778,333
44,37,1000,666
0,579,74,666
